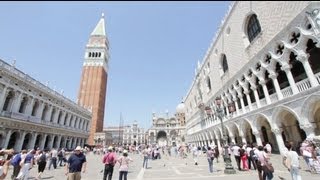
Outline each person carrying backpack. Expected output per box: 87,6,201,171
11,150,27,180
36,150,47,180
248,144,257,170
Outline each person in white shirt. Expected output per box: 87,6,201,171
231,144,241,171
283,143,301,180
192,146,200,165
265,143,272,154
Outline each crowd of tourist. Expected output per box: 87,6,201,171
0,138,319,180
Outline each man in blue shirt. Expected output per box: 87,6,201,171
65,146,87,180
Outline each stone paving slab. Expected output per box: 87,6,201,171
3,152,320,180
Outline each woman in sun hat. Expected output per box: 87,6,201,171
117,149,133,180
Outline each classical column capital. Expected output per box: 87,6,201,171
271,128,282,135
252,130,260,136
300,123,314,133
268,72,278,79
250,85,257,91
259,79,266,85
280,64,292,72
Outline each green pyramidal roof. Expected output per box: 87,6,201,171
91,13,105,36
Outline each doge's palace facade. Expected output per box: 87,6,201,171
0,60,91,151
184,1,320,154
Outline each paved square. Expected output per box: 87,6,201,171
5,152,320,180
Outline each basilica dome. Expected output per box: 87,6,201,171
176,102,186,113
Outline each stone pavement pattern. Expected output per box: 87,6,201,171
4,152,320,180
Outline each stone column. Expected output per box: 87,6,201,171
12,91,23,113
217,139,222,152
269,73,283,100
252,131,262,146
252,86,261,108
66,113,71,126
16,131,26,152
2,129,12,149
272,128,286,155
39,134,47,150
244,90,252,111
63,137,68,149
298,54,318,88
25,96,35,116
282,64,299,95
239,131,247,144
259,80,271,105
46,105,53,122
238,94,246,114
36,101,45,119
72,138,76,149
301,123,315,138
48,135,55,149
224,102,230,117
53,108,60,124
60,111,66,125
229,135,236,144
0,86,8,110
211,139,216,147
28,133,38,150
241,136,247,144
232,97,240,116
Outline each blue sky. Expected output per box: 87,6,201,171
0,1,231,129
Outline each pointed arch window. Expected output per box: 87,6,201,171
247,14,261,42
206,76,212,92
221,54,229,73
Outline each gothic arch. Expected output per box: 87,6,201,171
271,105,301,127
300,94,320,126
272,106,307,146
220,54,229,73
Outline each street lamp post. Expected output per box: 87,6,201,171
215,96,236,174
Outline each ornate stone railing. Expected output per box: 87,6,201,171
296,78,312,92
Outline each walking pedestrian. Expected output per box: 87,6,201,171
16,149,35,180
10,150,27,180
102,146,117,180
231,144,241,171
48,148,58,170
65,146,87,180
35,150,47,180
0,149,14,180
192,146,200,165
117,150,133,180
256,146,273,180
142,145,151,169
206,147,215,173
284,143,302,180
214,146,220,163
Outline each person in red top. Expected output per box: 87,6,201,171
102,146,117,180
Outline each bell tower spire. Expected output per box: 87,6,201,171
78,13,110,145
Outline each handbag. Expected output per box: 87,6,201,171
265,161,274,173
303,150,312,158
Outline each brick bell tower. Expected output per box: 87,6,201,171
78,13,110,145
